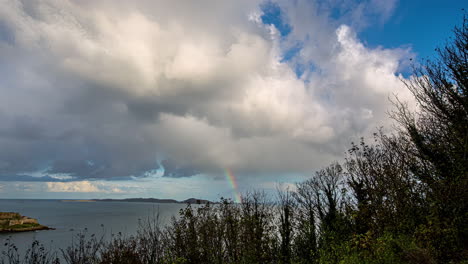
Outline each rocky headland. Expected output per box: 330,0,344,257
0,212,52,233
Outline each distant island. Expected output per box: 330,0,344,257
90,198,212,204
0,212,52,233
61,199,96,202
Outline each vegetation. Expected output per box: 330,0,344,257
2,13,467,264
7,223,41,230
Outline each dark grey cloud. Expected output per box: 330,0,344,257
161,160,199,178
0,174,66,182
0,21,15,45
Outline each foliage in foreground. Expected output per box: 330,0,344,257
2,12,468,264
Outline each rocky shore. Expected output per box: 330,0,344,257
0,212,53,233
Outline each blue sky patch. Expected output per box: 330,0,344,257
281,42,303,62
261,1,292,37
359,0,465,61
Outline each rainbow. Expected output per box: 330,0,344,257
224,168,242,203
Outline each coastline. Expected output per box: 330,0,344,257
0,225,55,233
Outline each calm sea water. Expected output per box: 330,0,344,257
0,199,187,258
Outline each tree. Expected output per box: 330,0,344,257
345,134,426,237
293,179,319,263
392,15,468,262
293,163,351,263
277,187,296,263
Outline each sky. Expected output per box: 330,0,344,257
0,0,465,200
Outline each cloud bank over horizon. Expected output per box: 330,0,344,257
0,0,417,197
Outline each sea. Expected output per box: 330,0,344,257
0,199,188,260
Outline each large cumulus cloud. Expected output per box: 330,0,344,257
0,0,414,182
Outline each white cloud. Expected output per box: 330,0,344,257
0,0,415,185
46,181,123,193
